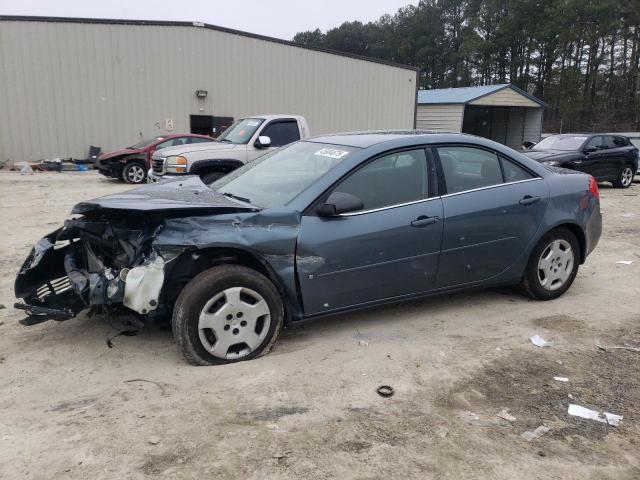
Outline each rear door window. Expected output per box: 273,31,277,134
500,157,535,182
437,146,503,193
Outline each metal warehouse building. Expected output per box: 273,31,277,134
416,84,545,149
0,16,418,163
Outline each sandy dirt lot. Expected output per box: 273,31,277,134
0,171,638,480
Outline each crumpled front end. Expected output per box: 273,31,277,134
14,215,170,325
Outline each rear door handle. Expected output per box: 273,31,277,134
519,195,541,206
411,215,439,227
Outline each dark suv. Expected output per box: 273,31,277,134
523,134,638,188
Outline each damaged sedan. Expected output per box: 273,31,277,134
15,132,602,365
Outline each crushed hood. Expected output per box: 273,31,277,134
72,176,258,214
99,148,143,161
156,142,239,158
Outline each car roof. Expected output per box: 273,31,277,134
247,114,305,122
307,130,459,148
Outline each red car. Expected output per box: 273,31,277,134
97,134,213,184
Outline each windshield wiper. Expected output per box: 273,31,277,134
219,138,233,143
221,192,252,204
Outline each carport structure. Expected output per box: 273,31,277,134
416,84,545,149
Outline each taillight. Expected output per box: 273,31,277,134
589,176,600,200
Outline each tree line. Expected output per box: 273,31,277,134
294,0,640,132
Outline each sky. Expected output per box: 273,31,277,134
0,0,417,40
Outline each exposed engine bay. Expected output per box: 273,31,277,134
14,212,171,325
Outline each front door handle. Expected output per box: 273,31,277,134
519,195,541,206
411,215,439,227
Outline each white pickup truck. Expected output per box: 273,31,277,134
148,114,311,184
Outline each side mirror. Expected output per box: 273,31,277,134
584,146,598,154
316,192,364,217
254,136,271,148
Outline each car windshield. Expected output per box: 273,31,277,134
216,141,357,208
129,137,165,149
534,135,588,151
217,118,265,144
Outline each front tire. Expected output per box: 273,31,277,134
122,161,147,184
172,265,284,365
520,228,580,300
612,165,634,188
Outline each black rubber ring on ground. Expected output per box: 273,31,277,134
376,385,394,398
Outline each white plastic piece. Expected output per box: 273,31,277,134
530,334,552,348
616,260,634,265
497,409,516,422
521,425,550,441
553,376,569,382
567,404,622,426
123,257,165,314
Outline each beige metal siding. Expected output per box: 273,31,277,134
0,21,416,162
469,87,539,107
415,104,464,132
523,108,543,143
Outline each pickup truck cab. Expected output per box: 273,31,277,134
148,114,311,184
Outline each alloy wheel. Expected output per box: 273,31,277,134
198,287,271,360
127,165,146,183
621,167,633,187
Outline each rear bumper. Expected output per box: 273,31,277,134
584,203,602,260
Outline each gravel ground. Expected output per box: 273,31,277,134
0,171,638,480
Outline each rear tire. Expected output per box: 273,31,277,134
201,171,226,185
122,161,147,184
172,265,283,365
612,165,634,188
520,228,580,300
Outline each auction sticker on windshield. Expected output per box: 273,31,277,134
314,148,350,159
246,120,260,126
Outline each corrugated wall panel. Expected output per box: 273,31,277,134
415,104,463,132
0,21,417,162
523,108,543,143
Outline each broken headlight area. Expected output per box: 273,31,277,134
14,214,170,325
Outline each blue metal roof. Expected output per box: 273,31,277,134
417,83,545,106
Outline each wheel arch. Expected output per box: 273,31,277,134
542,222,586,264
163,245,296,326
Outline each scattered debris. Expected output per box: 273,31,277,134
272,450,292,459
358,340,369,347
376,385,394,398
568,404,622,426
123,378,167,396
553,376,569,382
530,334,552,348
497,409,516,422
615,260,634,265
521,425,550,441
106,329,139,348
148,436,161,445
0,304,5,309
596,343,640,353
